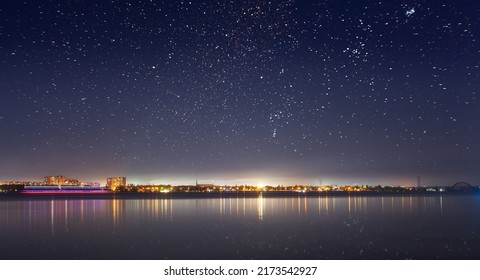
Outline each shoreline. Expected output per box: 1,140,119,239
1,190,479,200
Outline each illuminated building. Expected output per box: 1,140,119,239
64,179,80,186
107,177,126,191
44,176,65,186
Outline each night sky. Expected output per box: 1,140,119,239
1,1,479,186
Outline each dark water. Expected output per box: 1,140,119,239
1,193,480,259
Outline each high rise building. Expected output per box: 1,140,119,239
44,176,65,186
107,177,126,191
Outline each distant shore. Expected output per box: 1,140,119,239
1,183,479,197
1,191,479,201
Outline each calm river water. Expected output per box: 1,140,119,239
1,193,479,259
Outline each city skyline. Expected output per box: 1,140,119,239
1,1,479,187
0,173,474,188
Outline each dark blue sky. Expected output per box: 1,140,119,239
1,1,479,186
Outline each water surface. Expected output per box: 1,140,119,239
1,193,479,259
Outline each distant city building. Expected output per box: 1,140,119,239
44,176,65,186
107,177,126,191
43,176,81,186
64,178,80,186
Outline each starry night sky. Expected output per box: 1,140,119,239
1,1,479,186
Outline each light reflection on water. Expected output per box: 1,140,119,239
0,195,459,231
0,195,459,233
0,194,479,259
